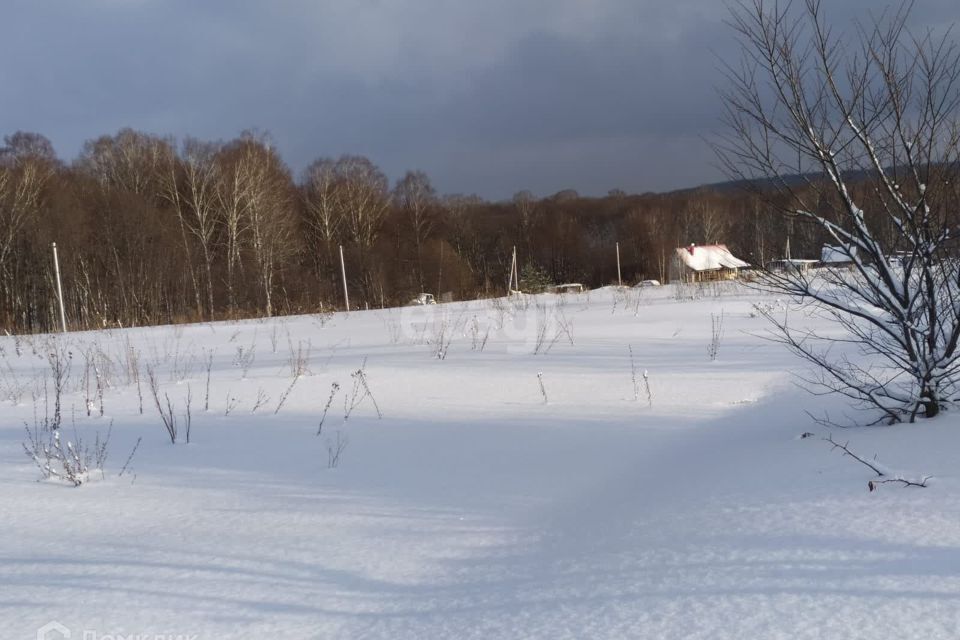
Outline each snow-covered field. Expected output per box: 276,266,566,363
3,284,960,639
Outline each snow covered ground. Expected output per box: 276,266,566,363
2,284,960,639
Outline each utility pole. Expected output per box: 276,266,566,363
616,242,622,287
514,247,520,291
508,246,519,293
339,245,350,312
437,241,444,297
52,242,67,333
786,218,794,260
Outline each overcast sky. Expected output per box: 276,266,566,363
2,1,958,199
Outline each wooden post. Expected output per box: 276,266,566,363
509,246,520,293
514,248,519,291
339,245,350,312
52,242,67,333
437,241,444,297
616,242,622,287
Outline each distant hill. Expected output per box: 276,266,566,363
677,163,958,197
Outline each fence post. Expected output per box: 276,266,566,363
339,245,350,312
616,242,622,287
52,242,67,332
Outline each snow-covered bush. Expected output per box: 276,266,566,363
23,421,110,486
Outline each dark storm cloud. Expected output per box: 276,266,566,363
2,0,959,198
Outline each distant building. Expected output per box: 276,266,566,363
885,251,911,268
766,259,818,274
821,244,857,267
670,244,750,283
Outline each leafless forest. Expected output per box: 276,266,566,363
0,127,941,333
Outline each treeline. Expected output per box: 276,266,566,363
1,127,871,334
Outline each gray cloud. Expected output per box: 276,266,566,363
2,0,958,199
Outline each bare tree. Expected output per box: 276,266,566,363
302,157,343,249
0,134,56,322
215,143,251,313
159,142,203,316
217,133,296,317
0,131,57,164
717,0,960,422
0,152,50,276
327,155,390,303
181,138,223,317
513,189,538,253
691,194,730,245
394,170,437,290
443,193,490,292
333,155,390,249
246,142,296,318
77,128,173,197
300,158,342,299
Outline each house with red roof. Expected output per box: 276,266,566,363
670,244,750,283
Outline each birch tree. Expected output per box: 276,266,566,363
332,155,390,250
159,142,203,316
78,128,172,197
302,157,342,249
0,135,55,319
215,142,253,312
216,133,295,317
181,138,223,317
0,157,49,277
301,157,344,302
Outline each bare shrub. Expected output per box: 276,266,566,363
224,392,239,416
545,308,575,353
203,349,214,411
643,369,652,408
118,436,142,478
146,365,175,443
317,382,341,436
233,338,257,378
537,371,548,404
82,346,106,417
273,340,310,415
708,311,724,362
533,304,575,355
468,316,491,352
45,343,72,430
433,319,454,360
23,419,112,486
344,359,382,421
128,344,144,415
326,430,348,468
286,337,312,377
274,377,299,415
382,312,403,345
0,356,28,405
184,384,193,443
251,388,270,413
